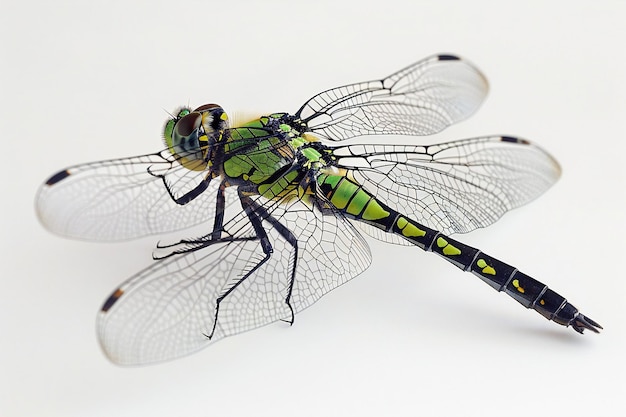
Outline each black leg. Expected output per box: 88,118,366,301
207,192,273,339
208,191,299,338
211,180,227,240
148,166,211,205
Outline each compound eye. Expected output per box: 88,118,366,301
193,103,220,112
191,103,228,135
175,112,202,137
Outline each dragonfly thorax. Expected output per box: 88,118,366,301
163,104,228,171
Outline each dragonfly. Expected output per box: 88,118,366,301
36,53,601,365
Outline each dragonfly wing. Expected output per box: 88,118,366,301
97,193,371,365
352,222,413,246
36,149,234,241
334,136,561,236
297,54,488,141
270,195,372,313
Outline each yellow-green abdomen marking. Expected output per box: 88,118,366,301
476,258,496,275
346,189,371,216
436,237,462,256
317,173,389,221
396,216,426,238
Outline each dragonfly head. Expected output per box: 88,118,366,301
163,104,229,171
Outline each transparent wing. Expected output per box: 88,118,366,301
296,54,488,141
333,136,561,238
97,192,371,365
36,148,235,241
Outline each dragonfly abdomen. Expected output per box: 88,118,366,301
422,232,600,332
317,172,394,226
317,172,600,334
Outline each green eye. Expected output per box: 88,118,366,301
164,119,176,146
163,108,193,151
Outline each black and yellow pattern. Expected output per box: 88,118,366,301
316,169,597,330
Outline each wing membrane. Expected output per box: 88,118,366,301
297,54,488,141
97,192,371,365
36,149,234,241
333,136,561,237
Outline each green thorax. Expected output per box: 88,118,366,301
221,113,320,188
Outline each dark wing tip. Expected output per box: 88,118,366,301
571,313,603,334
500,136,531,145
101,288,125,313
437,54,461,61
45,169,71,186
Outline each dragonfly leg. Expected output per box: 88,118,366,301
207,191,298,338
152,235,258,259
210,180,227,240
257,209,298,325
148,166,212,205
207,193,272,339
239,193,299,325
153,179,232,258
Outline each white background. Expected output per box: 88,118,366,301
2,1,625,416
